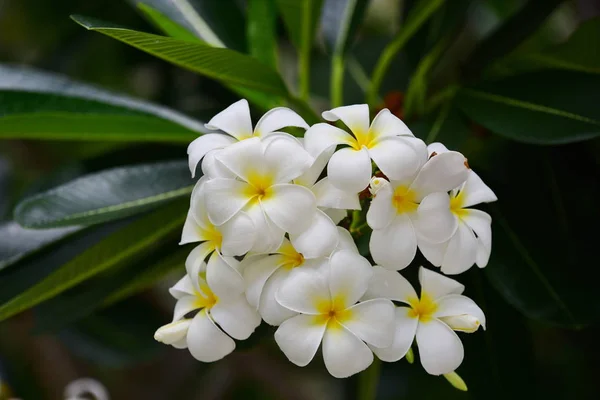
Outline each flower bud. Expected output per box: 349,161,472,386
369,177,386,195
439,314,482,333
443,371,468,391
154,319,192,345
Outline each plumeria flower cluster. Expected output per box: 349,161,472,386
154,100,497,381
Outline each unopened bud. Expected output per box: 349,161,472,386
369,176,386,195
443,371,468,391
154,319,192,345
405,347,414,364
439,315,482,333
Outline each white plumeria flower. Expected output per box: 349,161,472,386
362,267,485,375
187,99,309,177
181,177,255,295
244,221,356,326
418,144,498,274
294,144,360,224
204,137,316,253
274,250,395,378
304,104,427,193
367,150,469,270
154,256,260,362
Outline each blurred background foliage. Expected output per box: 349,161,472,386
0,0,599,399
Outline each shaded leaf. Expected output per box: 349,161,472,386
0,200,187,322
0,65,205,142
456,70,600,144
72,15,289,97
137,3,199,41
321,0,369,55
0,222,80,272
248,0,279,69
276,0,324,49
15,160,194,229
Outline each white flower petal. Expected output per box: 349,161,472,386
290,209,338,259
461,209,492,268
418,267,464,299
203,178,252,226
313,177,361,210
414,192,458,243
370,214,417,270
254,107,308,136
169,275,196,299
245,203,285,253
180,209,206,245
173,296,199,321
201,149,235,179
275,264,330,315
368,136,423,181
185,242,214,292
415,318,464,375
295,146,335,188
205,99,253,141
343,299,395,348
304,123,355,158
328,250,372,307
210,295,261,340
335,227,359,253
327,147,372,192
219,211,255,256
275,314,327,367
322,104,370,135
371,307,418,362
361,266,417,303
187,310,236,362
418,239,447,268
460,171,497,207
369,108,413,140
440,222,478,275
214,137,265,182
206,252,245,298
427,142,449,155
322,322,374,378
243,255,282,309
187,134,236,177
261,184,316,234
155,319,192,345
410,151,469,200
264,136,313,183
259,267,298,325
435,294,486,330
323,207,348,224
366,179,394,230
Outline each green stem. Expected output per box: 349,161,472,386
357,358,381,400
298,0,312,101
331,53,345,108
367,0,445,107
426,98,452,143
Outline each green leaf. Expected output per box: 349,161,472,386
0,222,80,272
137,3,199,41
462,0,563,80
34,247,187,332
0,200,187,322
72,15,289,97
514,17,600,75
15,160,194,229
0,65,205,142
456,70,600,144
248,0,279,69
276,0,324,49
481,143,599,328
321,0,369,55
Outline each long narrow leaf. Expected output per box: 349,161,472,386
248,0,279,69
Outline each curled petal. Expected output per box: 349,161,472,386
185,242,213,292
169,275,196,299
460,171,498,207
304,123,355,158
435,294,486,330
410,151,469,200
462,209,492,268
205,99,253,140
366,179,394,230
327,147,372,193
206,252,244,298
254,107,308,136
187,310,236,362
369,108,413,140
418,267,464,299
295,146,335,188
180,209,206,245
275,314,327,367
154,319,192,346
322,104,370,135
187,133,236,178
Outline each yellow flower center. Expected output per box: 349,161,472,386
313,295,353,328
407,293,438,322
392,185,419,214
276,240,306,269
450,190,468,218
194,282,218,310
244,170,274,204
348,129,374,150
201,224,223,249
